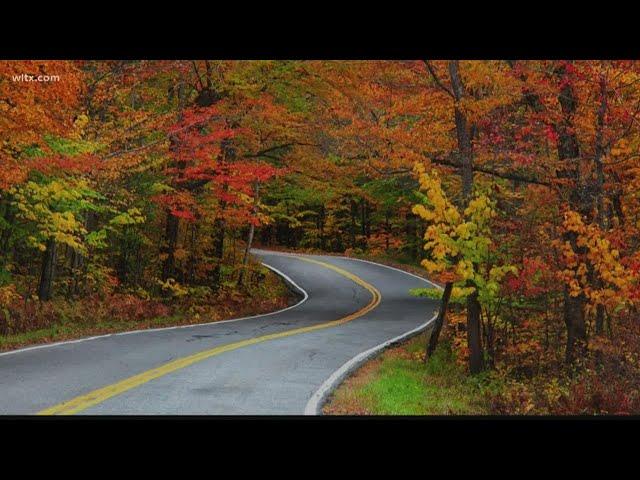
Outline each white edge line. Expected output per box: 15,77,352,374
296,251,444,416
0,262,308,358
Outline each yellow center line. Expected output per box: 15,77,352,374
38,256,381,415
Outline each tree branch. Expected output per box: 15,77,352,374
367,154,552,188
429,155,552,187
243,142,319,159
423,61,455,99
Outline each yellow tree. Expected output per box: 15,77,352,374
412,163,516,366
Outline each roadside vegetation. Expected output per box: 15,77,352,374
0,261,292,352
326,308,640,415
324,334,490,415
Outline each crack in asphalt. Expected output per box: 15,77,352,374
186,331,239,342
258,322,293,330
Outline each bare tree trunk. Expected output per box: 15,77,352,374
38,238,57,301
0,195,15,267
594,71,608,336
186,223,199,285
239,223,255,286
609,170,625,225
449,60,485,374
555,62,588,363
161,211,179,282
360,198,369,249
449,62,474,203
385,210,390,252
68,247,83,298
211,173,230,292
161,79,187,284
466,291,484,373
69,211,95,297
427,281,453,360
239,183,259,286
211,215,226,292
318,204,326,250
564,289,588,362
350,197,357,248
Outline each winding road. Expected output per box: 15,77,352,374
0,250,439,415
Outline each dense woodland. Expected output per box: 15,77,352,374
1,60,639,413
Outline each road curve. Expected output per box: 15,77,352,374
0,250,438,415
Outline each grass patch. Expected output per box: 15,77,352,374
324,333,490,415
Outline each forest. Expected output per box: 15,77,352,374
1,60,639,414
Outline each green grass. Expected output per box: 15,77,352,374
325,334,491,415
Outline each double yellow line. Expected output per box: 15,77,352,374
38,256,381,415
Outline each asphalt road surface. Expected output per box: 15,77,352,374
0,250,438,415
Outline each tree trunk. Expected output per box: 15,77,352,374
609,171,625,225
385,210,390,252
350,198,357,248
449,61,474,202
318,204,326,250
239,183,259,286
595,304,606,336
0,195,15,266
161,80,186,284
448,59,485,373
211,214,226,292
360,199,368,249
238,223,255,287
564,289,588,363
38,238,57,301
466,290,484,373
427,281,453,359
161,211,179,281
593,70,608,336
69,211,95,297
186,223,199,285
68,246,84,298
555,62,588,363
